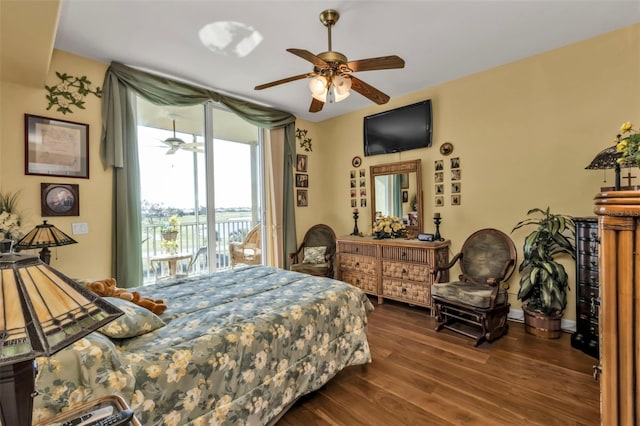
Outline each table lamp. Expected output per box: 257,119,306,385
14,221,77,264
0,252,123,426
585,145,624,190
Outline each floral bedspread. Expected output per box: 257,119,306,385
33,266,373,425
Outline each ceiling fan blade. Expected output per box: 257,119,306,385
309,97,324,113
350,76,390,105
347,55,405,72
166,146,179,155
255,73,311,90
286,48,329,68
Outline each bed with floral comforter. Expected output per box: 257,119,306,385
32,266,373,425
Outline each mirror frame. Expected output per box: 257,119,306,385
369,159,423,235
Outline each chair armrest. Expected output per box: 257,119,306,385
289,243,306,264
431,252,462,283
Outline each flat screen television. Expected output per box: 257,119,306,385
363,99,432,156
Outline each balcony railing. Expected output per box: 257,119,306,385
141,219,255,283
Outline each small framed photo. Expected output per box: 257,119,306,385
296,154,308,172
41,183,79,216
359,178,366,188
360,198,367,208
400,173,409,189
350,189,357,198
452,182,461,193
451,169,461,181
25,114,89,179
435,184,444,194
297,189,308,207
402,190,409,203
295,173,308,187
435,172,444,183
350,170,356,179
451,194,461,206
350,179,356,188
351,199,357,208
435,196,444,207
359,169,366,178
434,160,443,171
450,157,460,169
360,189,367,197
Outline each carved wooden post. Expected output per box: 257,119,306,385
594,190,640,425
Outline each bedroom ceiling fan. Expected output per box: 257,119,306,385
160,119,204,155
254,9,405,113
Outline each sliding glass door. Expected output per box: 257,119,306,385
137,98,263,283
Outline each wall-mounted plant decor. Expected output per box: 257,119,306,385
296,128,312,152
45,72,102,114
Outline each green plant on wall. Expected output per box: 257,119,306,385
45,72,102,114
296,128,312,152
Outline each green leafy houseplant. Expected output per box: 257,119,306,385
512,207,575,317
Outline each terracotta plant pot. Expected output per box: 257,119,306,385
523,306,562,339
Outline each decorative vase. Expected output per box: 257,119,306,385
523,306,562,339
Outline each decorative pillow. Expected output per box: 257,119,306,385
99,297,166,339
303,246,327,264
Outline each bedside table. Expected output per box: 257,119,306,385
35,395,140,426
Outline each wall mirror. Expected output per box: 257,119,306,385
370,159,423,234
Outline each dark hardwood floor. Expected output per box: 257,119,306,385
278,298,600,426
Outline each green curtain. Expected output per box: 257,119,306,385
101,62,297,285
392,175,402,218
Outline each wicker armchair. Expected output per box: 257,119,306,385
229,224,262,267
431,228,517,346
289,224,337,278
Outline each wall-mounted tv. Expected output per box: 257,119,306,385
363,99,432,157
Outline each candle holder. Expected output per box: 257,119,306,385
351,210,360,236
433,215,444,241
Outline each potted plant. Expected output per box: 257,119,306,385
161,215,180,253
512,207,575,338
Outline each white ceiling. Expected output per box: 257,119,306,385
54,1,640,123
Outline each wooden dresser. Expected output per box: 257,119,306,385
336,235,450,309
594,191,640,425
570,217,600,359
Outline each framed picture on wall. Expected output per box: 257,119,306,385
297,189,308,207
295,173,308,187
296,154,308,172
41,182,80,216
25,114,89,179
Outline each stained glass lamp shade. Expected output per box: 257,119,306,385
0,252,123,426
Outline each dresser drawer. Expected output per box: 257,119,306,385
342,271,377,293
578,239,599,254
382,278,430,306
382,260,430,283
578,284,599,300
340,254,376,275
381,245,432,264
577,253,598,269
338,242,377,257
578,268,599,286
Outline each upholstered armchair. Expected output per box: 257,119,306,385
289,224,337,278
229,224,262,267
431,228,517,346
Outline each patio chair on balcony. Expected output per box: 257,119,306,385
230,224,262,267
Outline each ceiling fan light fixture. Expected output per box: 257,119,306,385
309,75,328,101
333,75,351,101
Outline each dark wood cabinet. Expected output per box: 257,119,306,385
570,217,599,359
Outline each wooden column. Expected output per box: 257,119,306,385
594,191,640,425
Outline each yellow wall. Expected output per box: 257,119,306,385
1,24,639,322
0,50,110,279
295,23,640,321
